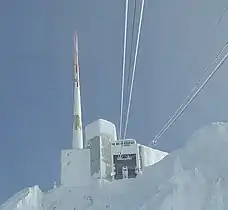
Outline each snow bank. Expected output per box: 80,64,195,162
142,122,228,209
0,185,43,210
140,145,168,167
2,122,228,210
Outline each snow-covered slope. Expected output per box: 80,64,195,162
2,122,228,210
0,186,42,210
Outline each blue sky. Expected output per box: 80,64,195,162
1,0,228,203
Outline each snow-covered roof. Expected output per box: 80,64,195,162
84,119,117,144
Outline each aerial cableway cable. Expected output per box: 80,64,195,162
125,0,137,111
148,5,228,146
216,5,228,26
122,0,137,141
119,0,145,156
123,0,145,140
149,42,228,146
119,0,129,140
150,42,228,145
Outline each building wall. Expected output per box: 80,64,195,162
61,149,91,187
111,140,140,168
100,136,112,181
84,119,117,147
88,135,113,180
88,136,101,178
111,140,141,179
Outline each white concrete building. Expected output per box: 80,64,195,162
61,118,168,186
60,33,168,187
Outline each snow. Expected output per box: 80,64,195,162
2,122,228,210
0,186,42,210
84,119,117,146
140,145,168,167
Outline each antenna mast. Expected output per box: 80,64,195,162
72,32,84,149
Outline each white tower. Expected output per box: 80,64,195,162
72,32,83,149
60,32,91,187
